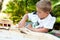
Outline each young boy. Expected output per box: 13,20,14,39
18,0,56,33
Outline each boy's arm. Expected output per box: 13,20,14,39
31,28,48,33
18,14,28,28
27,24,49,33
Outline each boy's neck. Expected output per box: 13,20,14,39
40,13,49,20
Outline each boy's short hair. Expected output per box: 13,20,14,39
36,0,51,12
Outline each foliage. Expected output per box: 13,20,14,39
3,0,25,24
0,0,3,11
3,0,40,24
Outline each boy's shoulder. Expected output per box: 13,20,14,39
28,12,36,16
48,14,56,22
28,12,35,14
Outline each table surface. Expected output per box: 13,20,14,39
0,29,60,40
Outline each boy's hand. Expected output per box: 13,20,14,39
27,24,32,30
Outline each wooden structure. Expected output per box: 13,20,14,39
0,19,13,29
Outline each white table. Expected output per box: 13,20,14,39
0,29,60,40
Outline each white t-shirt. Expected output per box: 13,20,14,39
28,12,56,29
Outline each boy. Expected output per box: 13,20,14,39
18,0,56,33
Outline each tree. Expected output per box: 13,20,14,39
0,0,3,12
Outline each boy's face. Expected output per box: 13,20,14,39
36,7,49,19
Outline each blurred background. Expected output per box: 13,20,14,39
0,0,60,30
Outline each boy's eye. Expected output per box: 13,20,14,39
38,12,41,14
39,12,41,13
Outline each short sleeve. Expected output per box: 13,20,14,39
44,17,56,29
28,12,38,22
